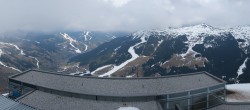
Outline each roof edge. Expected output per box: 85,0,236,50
10,70,225,80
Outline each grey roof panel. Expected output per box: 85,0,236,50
0,95,35,110
18,90,161,110
10,70,225,97
208,103,250,110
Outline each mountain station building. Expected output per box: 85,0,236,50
1,70,250,110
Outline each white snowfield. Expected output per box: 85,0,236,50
118,107,140,110
226,84,250,102
230,26,250,53
60,33,82,53
237,58,248,78
98,32,148,77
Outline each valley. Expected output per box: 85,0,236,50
1,24,250,93
0,31,128,93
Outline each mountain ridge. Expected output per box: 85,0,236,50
70,24,250,84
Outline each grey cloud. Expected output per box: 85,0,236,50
0,0,249,32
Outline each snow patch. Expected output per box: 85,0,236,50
83,31,92,41
29,56,40,69
236,57,248,83
0,49,3,56
60,33,82,53
226,84,250,102
114,46,121,51
2,93,9,97
83,43,88,51
68,63,90,76
112,36,116,39
0,47,22,72
118,107,140,110
79,70,91,76
70,70,90,76
158,39,163,46
91,65,113,75
126,74,135,78
0,61,22,72
204,44,213,48
0,42,25,55
237,57,248,77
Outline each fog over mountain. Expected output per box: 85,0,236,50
0,0,250,92
0,0,250,32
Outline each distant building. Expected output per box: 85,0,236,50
3,70,250,110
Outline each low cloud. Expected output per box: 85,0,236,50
0,0,249,32
103,0,131,7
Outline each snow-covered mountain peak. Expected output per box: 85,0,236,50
229,26,250,53
132,24,228,41
230,26,250,38
132,30,151,39
130,24,236,65
194,23,214,28
169,24,226,37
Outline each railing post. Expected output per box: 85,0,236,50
166,94,169,110
8,81,10,97
21,82,23,95
224,84,226,102
207,87,210,108
188,91,191,110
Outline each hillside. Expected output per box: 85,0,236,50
70,24,250,84
0,31,128,93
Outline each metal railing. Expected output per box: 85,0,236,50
158,84,226,110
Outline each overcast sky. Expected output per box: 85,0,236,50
0,0,249,32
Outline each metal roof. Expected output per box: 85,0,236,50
10,70,225,97
17,90,161,110
208,103,250,110
0,95,35,110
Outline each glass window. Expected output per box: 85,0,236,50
191,94,207,110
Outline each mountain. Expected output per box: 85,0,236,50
70,24,250,83
0,31,129,93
